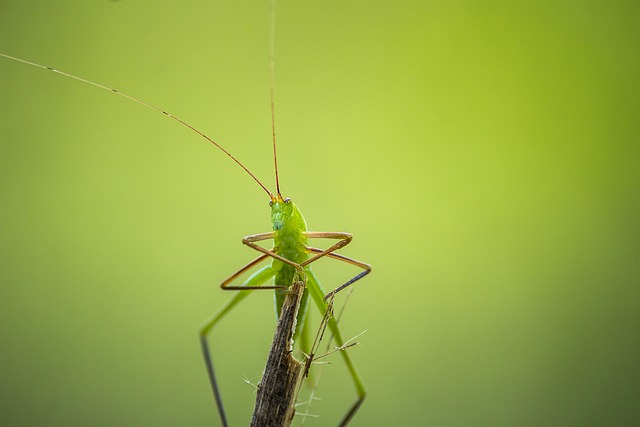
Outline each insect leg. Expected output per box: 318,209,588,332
241,232,310,337
306,247,371,300
200,262,276,427
300,231,353,267
220,252,283,291
305,269,366,427
243,232,305,272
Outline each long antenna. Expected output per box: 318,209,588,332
270,0,282,199
0,52,275,200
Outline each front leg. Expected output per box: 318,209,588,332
242,232,305,276
300,231,353,267
300,232,371,301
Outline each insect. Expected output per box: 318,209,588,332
0,4,369,425
200,191,371,426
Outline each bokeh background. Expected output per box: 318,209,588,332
1,1,638,426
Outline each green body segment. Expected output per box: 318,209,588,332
269,199,366,397
270,199,312,334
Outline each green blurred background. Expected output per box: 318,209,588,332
1,1,638,426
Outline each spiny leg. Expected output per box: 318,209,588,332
216,231,307,289
242,232,306,275
305,269,367,427
220,252,283,291
300,231,353,267
294,294,336,424
302,293,336,378
200,261,276,427
306,247,371,300
240,232,315,340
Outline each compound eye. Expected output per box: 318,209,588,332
269,200,273,207
284,198,291,204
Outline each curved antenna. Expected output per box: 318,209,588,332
0,52,275,199
270,0,282,199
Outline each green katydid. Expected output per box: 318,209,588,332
1,20,370,425
200,193,370,426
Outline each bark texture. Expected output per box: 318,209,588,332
250,281,305,427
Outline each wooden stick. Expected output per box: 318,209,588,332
250,280,305,427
